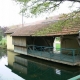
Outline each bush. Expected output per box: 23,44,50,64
0,36,2,41
0,38,7,48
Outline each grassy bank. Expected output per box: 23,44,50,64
0,38,7,49
56,43,60,51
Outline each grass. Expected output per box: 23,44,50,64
0,37,7,49
56,43,61,51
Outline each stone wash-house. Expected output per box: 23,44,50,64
5,14,80,66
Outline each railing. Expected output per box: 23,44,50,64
27,45,80,64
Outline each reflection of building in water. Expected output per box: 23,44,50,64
7,51,80,80
7,51,18,66
14,56,27,66
13,62,27,74
13,55,28,74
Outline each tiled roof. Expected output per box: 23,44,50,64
5,27,18,34
12,19,80,36
46,26,80,36
12,22,54,36
5,24,21,34
5,15,60,34
6,14,80,36
5,20,45,34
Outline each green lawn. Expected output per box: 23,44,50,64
56,43,61,51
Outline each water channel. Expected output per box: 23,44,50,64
0,49,80,80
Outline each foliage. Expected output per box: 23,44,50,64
0,26,8,37
56,43,60,51
0,28,2,41
0,38,7,49
0,36,2,41
33,12,80,36
14,0,80,17
0,26,7,48
56,37,60,41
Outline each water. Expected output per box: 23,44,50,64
0,49,80,80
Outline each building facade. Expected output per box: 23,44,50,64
5,15,80,66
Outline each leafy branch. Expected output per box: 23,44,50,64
14,0,80,17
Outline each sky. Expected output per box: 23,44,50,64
0,0,80,27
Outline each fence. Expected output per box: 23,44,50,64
27,45,80,65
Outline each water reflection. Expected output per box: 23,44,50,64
7,51,80,80
0,49,7,58
0,49,24,80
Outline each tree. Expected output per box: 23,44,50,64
14,0,80,17
0,26,8,38
1,27,8,37
0,27,2,41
